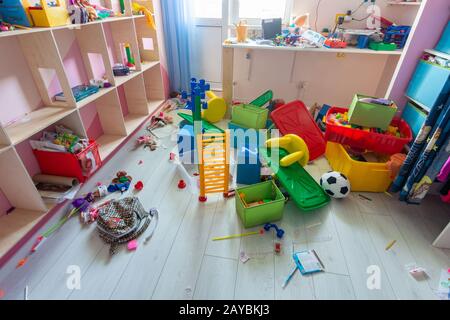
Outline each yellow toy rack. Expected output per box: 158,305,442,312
197,131,230,202
29,0,69,27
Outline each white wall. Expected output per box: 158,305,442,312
232,0,421,107
292,0,419,32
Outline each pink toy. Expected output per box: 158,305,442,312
127,240,138,251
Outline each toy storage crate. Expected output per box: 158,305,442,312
34,140,102,183
235,181,285,228
348,94,398,131
325,107,412,154
325,142,393,192
383,26,411,49
29,0,69,27
406,60,450,111
231,104,268,129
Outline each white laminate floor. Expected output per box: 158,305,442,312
0,113,449,300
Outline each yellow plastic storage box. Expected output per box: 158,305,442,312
325,142,393,193
29,0,69,27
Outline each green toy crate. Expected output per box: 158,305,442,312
235,181,285,228
348,94,398,131
231,104,269,129
369,41,397,51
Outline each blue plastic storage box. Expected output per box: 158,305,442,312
436,21,450,54
237,146,261,185
406,60,450,111
402,102,427,140
228,121,266,150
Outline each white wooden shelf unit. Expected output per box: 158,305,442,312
0,0,165,259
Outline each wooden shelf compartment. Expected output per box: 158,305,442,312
13,110,88,198
0,148,48,258
143,64,165,114
4,107,76,145
0,35,73,146
118,74,150,134
52,23,116,109
134,1,160,65
17,31,77,108
79,89,127,160
103,17,142,77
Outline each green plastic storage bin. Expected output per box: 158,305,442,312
348,94,398,130
235,181,285,228
231,104,269,129
369,41,397,51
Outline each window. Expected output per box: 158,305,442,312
230,0,292,26
193,0,223,19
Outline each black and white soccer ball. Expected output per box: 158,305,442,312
320,171,351,199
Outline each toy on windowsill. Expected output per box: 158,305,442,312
324,38,347,49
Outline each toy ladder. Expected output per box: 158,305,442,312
197,131,230,202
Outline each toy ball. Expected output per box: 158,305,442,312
320,171,351,199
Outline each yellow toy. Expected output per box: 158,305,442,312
202,91,227,123
197,131,230,202
29,0,69,27
132,2,156,30
265,134,309,167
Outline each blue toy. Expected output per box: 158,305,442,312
383,26,411,49
177,78,211,160
237,146,261,185
264,223,285,239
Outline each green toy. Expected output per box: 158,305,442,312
178,113,224,133
260,147,330,212
250,90,273,107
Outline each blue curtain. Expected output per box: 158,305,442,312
160,0,194,93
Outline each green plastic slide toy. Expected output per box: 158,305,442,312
178,113,224,133
260,147,330,211
250,90,273,108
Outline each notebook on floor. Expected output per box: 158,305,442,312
293,249,325,275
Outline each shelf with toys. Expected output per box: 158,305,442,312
0,0,166,260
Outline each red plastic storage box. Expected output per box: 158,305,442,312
34,140,102,183
325,107,412,154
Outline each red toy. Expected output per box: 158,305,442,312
270,100,326,160
324,38,347,48
134,181,144,191
178,180,186,189
275,242,281,254
325,107,412,154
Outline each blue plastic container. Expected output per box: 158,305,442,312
177,124,196,163
436,21,450,54
237,147,261,185
228,121,265,150
402,102,427,140
406,60,450,111
357,35,370,49
383,26,411,49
